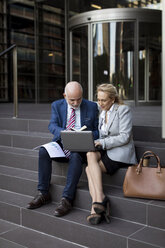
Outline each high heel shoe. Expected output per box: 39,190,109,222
93,196,111,223
87,213,102,225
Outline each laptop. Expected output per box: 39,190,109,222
61,130,101,152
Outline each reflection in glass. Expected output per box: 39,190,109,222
139,22,161,101
72,26,88,99
93,22,134,100
0,1,65,102
37,4,65,102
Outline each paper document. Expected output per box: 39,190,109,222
41,142,66,158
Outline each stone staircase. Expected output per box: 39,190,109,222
0,114,165,248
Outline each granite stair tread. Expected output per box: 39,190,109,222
1,165,165,230
21,203,165,248
0,113,165,247
0,192,165,248
135,141,165,148
0,164,143,200
0,129,52,138
0,220,84,248
0,131,52,149
0,145,38,155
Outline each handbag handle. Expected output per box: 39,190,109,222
136,150,161,174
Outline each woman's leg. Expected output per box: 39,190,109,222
86,151,105,203
86,152,111,224
86,166,97,214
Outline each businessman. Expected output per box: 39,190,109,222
27,81,99,217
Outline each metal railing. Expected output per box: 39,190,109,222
0,44,18,118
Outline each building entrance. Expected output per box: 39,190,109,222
69,8,161,104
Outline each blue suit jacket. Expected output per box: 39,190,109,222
48,98,99,142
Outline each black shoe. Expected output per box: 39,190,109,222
27,192,51,209
87,213,102,225
54,198,72,217
93,196,111,223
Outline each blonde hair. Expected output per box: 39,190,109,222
96,83,124,105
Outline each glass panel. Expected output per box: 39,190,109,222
43,11,64,26
139,22,161,101
2,1,65,103
149,47,161,101
0,58,8,101
8,2,35,101
72,26,88,99
138,50,145,100
37,5,65,102
93,22,134,101
0,2,8,101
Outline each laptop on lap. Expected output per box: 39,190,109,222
61,130,101,152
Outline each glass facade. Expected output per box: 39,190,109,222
0,0,162,104
139,22,161,101
0,0,65,103
36,5,65,102
72,26,88,99
69,8,161,103
0,0,7,101
93,22,134,101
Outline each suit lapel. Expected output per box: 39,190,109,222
80,99,86,126
63,99,68,128
106,104,119,131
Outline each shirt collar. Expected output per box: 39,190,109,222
68,104,80,111
100,104,114,118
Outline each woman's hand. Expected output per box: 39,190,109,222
94,141,102,148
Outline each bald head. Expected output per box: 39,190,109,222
64,81,83,95
63,81,83,109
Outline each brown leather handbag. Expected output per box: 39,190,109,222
123,151,165,200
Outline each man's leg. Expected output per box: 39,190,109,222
27,147,52,209
62,152,85,201
38,147,52,194
54,152,85,217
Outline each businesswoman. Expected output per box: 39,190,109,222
86,83,137,225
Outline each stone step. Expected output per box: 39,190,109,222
135,141,165,165
0,220,84,248
0,191,165,248
0,117,49,133
0,142,165,189
133,125,165,143
0,130,52,149
0,162,165,230
0,109,164,248
0,146,38,171
0,145,126,187
0,117,165,145
0,127,165,164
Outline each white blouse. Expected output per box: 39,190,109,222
100,104,114,133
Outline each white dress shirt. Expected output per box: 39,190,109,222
66,104,81,129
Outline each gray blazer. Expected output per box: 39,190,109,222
97,104,137,164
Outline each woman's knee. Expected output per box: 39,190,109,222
85,165,89,174
86,151,97,162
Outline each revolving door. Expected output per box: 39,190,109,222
69,8,161,104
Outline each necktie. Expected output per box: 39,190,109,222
64,108,75,158
66,108,75,130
